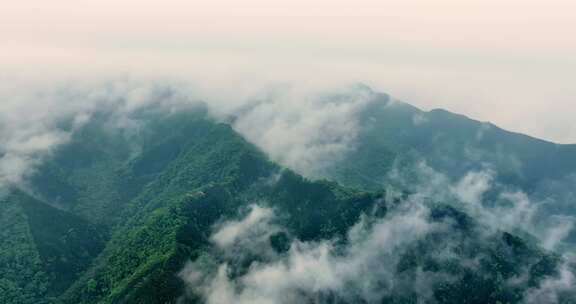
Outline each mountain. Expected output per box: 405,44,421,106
322,90,576,245
0,92,574,303
0,191,106,304
326,90,576,192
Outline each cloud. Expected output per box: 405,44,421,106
452,170,494,206
4,0,576,143
412,112,429,126
0,76,382,197
227,84,376,178
0,80,87,191
0,77,200,194
2,78,574,262
2,76,574,303
523,265,575,304
181,201,445,304
211,205,280,261
180,162,576,304
388,162,576,303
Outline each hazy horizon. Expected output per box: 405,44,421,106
2,0,575,143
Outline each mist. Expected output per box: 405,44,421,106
179,163,575,304
2,2,575,303
2,0,576,143
0,77,381,192
1,76,574,304
0,78,202,192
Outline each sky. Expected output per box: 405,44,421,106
1,0,576,143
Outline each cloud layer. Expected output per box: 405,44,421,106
0,78,199,193
180,163,575,304
228,84,376,177
1,77,573,302
0,79,379,194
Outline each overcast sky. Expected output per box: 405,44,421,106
2,0,575,143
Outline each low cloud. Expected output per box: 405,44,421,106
412,112,429,126
0,78,380,195
0,77,199,194
228,84,376,178
523,265,575,304
211,205,280,259
181,201,444,304
180,162,575,304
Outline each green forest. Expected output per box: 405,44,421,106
1,100,575,304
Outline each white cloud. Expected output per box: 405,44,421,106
229,84,376,177
181,202,444,304
0,77,200,193
452,170,494,206
181,165,576,303
3,0,576,143
412,113,429,126
212,205,277,250
523,265,575,304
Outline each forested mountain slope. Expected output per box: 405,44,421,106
0,191,105,304
320,90,576,248
326,90,576,193
0,100,574,303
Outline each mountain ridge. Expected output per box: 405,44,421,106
0,88,574,303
